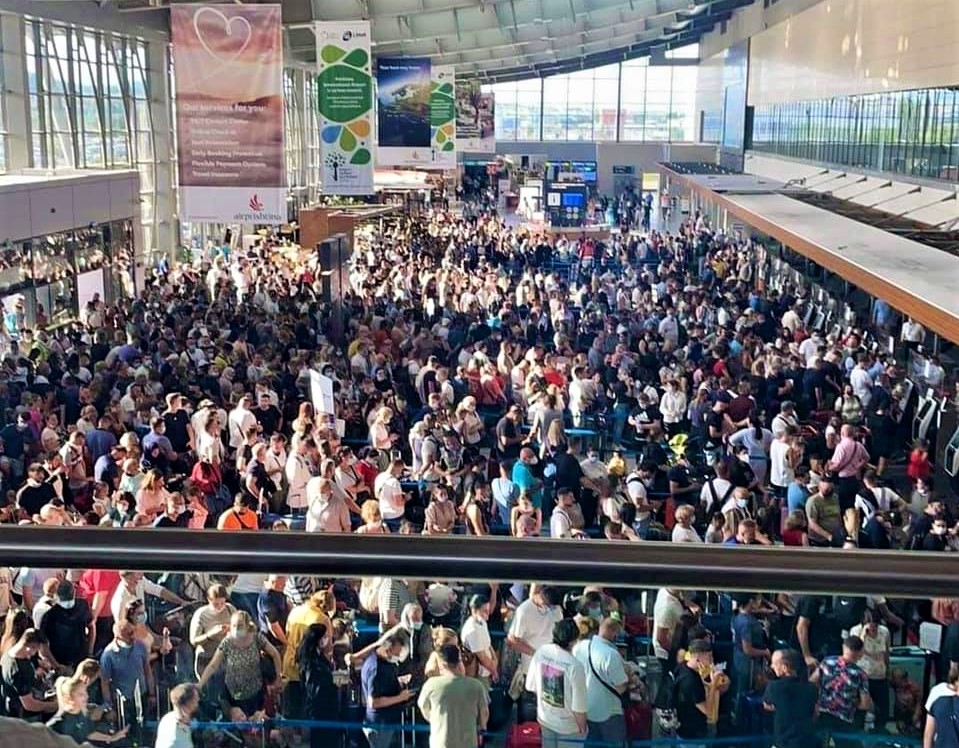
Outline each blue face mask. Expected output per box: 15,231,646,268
411,622,422,631
587,606,603,620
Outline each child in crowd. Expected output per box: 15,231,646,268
890,667,923,735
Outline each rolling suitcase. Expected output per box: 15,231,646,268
506,722,541,748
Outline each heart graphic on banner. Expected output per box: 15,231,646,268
192,6,253,65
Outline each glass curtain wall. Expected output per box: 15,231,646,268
23,19,161,251
752,87,959,180
489,47,699,143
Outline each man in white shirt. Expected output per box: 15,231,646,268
155,683,200,748
850,357,874,409
507,586,564,717
901,318,925,347
227,395,256,451
550,490,587,540
526,619,588,745
781,305,802,335
460,594,498,686
653,588,690,665
373,459,408,528
572,618,628,744
110,571,187,623
284,437,314,512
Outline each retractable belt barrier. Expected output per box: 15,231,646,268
165,717,921,747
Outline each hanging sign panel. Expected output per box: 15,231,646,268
456,80,495,153
316,21,375,195
172,4,285,223
429,65,456,170
376,57,433,167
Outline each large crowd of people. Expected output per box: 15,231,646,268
0,194,957,748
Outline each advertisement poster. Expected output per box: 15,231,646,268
171,4,285,224
376,57,432,167
429,65,456,170
456,80,495,152
316,21,374,195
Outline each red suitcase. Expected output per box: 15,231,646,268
625,701,653,740
506,722,542,748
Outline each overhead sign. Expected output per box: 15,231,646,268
172,4,286,224
377,57,433,168
456,80,495,152
429,65,456,170
316,21,375,195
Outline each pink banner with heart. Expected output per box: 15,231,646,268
171,4,286,224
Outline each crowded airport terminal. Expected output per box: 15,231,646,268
0,0,958,747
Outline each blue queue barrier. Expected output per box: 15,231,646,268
171,716,922,747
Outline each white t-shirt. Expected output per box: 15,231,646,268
461,616,493,677
848,624,890,679
373,472,405,520
926,682,954,711
155,710,194,748
110,577,165,622
700,478,733,513
672,525,702,543
511,599,563,665
652,589,684,660
232,574,268,595
769,439,793,488
625,473,651,522
550,508,574,539
525,643,588,736
572,636,628,721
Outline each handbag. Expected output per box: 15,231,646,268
588,639,631,711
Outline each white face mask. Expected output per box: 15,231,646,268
117,640,132,649
60,599,75,610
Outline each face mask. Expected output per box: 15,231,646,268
60,599,75,610
411,621,422,631
736,499,749,509
389,655,403,665
134,613,147,624
587,455,598,463
587,606,603,620
117,640,132,649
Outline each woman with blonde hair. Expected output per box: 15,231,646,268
453,396,484,449
291,402,316,452
368,406,395,453
424,627,459,678
198,610,281,722
355,500,390,534
48,674,129,743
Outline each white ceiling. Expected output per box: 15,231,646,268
111,0,757,81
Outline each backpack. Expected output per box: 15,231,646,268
191,460,222,496
697,479,733,531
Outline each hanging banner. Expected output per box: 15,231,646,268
428,65,456,170
456,80,496,153
316,21,374,195
376,57,433,167
171,4,285,224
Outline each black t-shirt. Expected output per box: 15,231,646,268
41,600,93,668
1,652,39,717
674,664,708,739
163,409,191,453
17,483,56,517
46,710,95,742
257,589,289,647
254,405,282,436
152,511,193,529
763,676,819,748
730,459,756,489
793,596,836,657
495,417,520,460
705,410,724,442
553,453,584,495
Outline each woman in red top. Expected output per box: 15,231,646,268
907,439,932,484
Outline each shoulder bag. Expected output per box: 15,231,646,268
588,638,631,711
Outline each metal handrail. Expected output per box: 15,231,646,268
0,527,953,596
